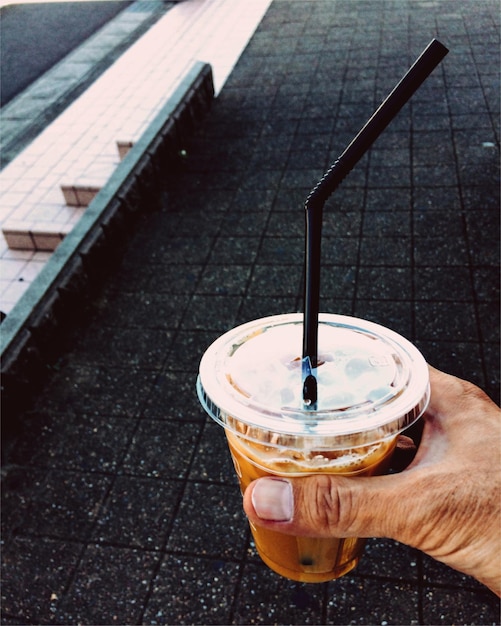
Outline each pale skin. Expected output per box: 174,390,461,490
243,366,501,596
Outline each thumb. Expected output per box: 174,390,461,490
243,472,407,540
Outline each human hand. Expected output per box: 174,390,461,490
243,366,501,596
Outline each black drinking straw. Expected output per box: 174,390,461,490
302,38,448,405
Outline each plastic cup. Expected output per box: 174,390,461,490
196,313,430,583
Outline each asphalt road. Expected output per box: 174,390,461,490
0,1,131,106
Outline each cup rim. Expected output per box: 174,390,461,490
197,313,430,444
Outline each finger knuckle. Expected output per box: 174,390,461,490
307,475,348,535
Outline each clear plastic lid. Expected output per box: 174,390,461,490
197,314,430,446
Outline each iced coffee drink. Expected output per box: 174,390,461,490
197,313,429,583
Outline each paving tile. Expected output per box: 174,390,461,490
414,234,470,266
56,544,159,625
69,326,175,369
415,301,480,342
368,164,411,188
325,576,420,625
232,561,325,625
462,184,500,212
143,555,240,625
161,329,221,374
317,267,355,304
19,470,111,540
365,187,412,212
1,536,82,625
187,421,239,486
469,232,501,266
92,475,183,549
353,300,413,341
259,236,305,265
0,258,27,280
147,236,215,265
16,257,47,282
6,410,134,473
414,266,473,302
247,265,302,298
322,235,359,265
413,209,465,238
1,467,47,541
318,299,353,319
174,210,226,237
207,236,262,265
116,261,203,295
354,538,420,582
477,302,501,343
236,296,299,325
38,364,158,418
415,340,486,390
266,212,304,238
181,294,243,331
326,196,362,227
357,266,412,301
282,167,333,191
121,420,202,479
421,551,490,591
142,369,205,422
2,225,35,252
422,584,500,625
413,184,462,212
233,175,283,211
195,264,252,296
167,482,249,559
413,114,451,132
465,209,500,244
359,236,411,266
254,145,297,171
222,209,271,239
90,292,190,330
47,415,136,474
0,278,31,313
362,210,411,237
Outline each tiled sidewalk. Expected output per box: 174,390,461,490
0,0,173,169
2,0,500,624
0,0,272,315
